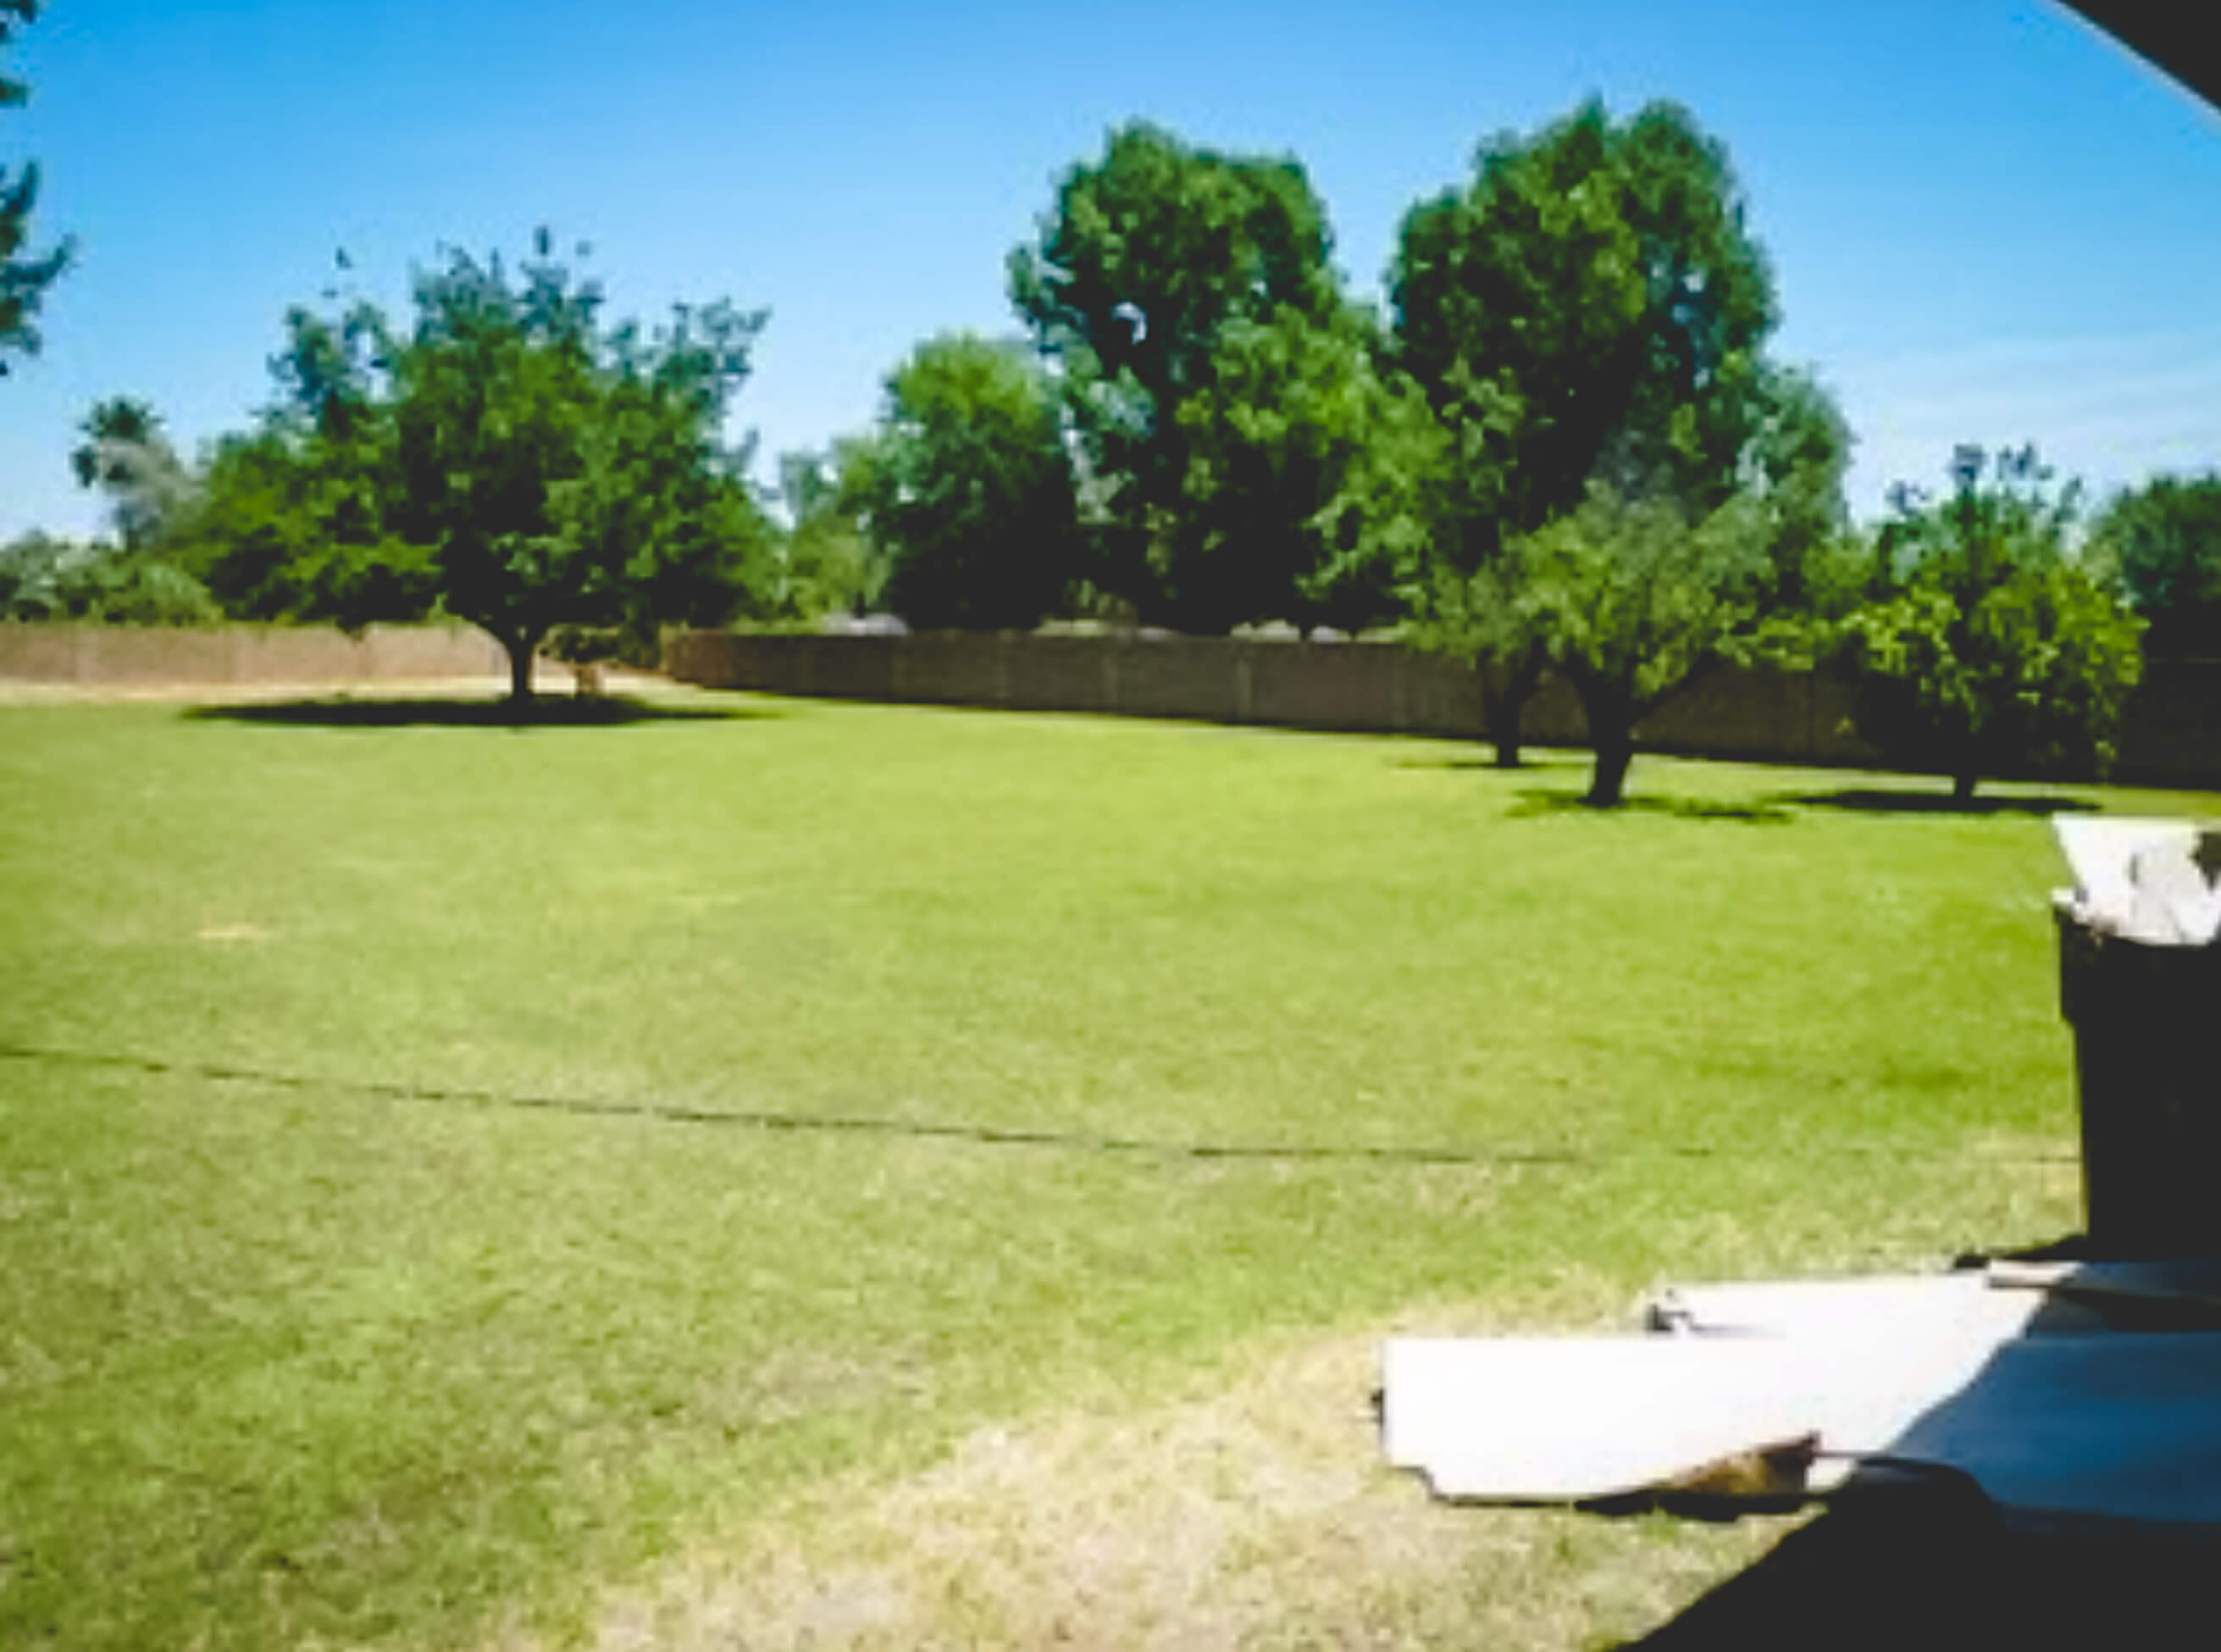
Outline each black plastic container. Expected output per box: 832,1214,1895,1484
2058,904,2221,1256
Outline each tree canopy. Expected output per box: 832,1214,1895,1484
759,444,887,624
71,396,197,551
2091,472,2221,657
163,235,775,695
1846,445,2144,801
1009,119,1355,630
1506,368,1853,805
1169,305,1444,635
1391,100,1777,556
849,332,1078,632
0,526,216,624
1,0,69,374
1390,99,1805,769
390,238,772,695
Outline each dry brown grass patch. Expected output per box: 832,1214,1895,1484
568,1325,1794,1652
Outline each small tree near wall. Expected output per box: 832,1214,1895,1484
1846,445,2144,802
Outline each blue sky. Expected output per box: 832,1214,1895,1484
5,0,2218,541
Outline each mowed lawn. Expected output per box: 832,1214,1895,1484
1,684,2209,1650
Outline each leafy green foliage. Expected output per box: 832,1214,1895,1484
176,426,436,629
164,236,775,689
378,236,771,694
1010,120,1359,630
1391,99,1787,760
850,332,1078,631
0,0,69,374
2090,471,2221,657
1846,446,2145,800
0,530,218,624
1171,306,1445,635
70,397,199,551
1391,99,1778,556
0,527,70,614
756,444,889,624
1509,438,1843,805
56,552,219,624
163,293,442,629
21,396,216,623
46,240,771,671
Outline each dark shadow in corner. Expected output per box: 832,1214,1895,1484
181,695,778,729
1615,1494,2221,1651
1508,788,1793,824
1784,787,2100,818
1618,1233,2221,1649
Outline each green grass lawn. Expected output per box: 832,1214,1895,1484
2,685,2212,1650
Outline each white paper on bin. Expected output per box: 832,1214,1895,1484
2052,815,2221,944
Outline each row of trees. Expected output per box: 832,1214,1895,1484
14,89,2206,801
19,236,795,696
845,108,2172,804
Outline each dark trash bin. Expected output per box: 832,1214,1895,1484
2058,904,2221,1256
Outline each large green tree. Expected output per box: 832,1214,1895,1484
1389,99,1780,763
374,235,771,697
174,237,773,691
1010,119,1354,630
1847,445,2145,802
848,332,1079,631
1,0,68,374
2090,471,2221,657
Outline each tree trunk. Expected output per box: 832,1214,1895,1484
1587,730,1636,807
1484,683,1526,768
1481,648,1547,769
1574,672,1637,807
504,632,537,705
1952,768,1980,805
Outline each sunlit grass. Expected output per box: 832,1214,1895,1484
1,685,2208,1649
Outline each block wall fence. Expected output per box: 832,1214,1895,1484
667,630,2221,792
5,622,2210,790
0,623,520,687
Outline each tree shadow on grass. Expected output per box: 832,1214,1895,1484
1397,755,1588,773
1509,788,1794,825
1785,787,2101,818
182,694,778,729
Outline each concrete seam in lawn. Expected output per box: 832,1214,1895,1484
0,1041,2081,1169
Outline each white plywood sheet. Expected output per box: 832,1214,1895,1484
1386,1272,2221,1530
1651,1270,2049,1340
1382,1336,1828,1499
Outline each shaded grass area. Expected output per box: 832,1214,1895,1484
1786,787,2103,817
0,688,2212,1649
181,692,772,728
